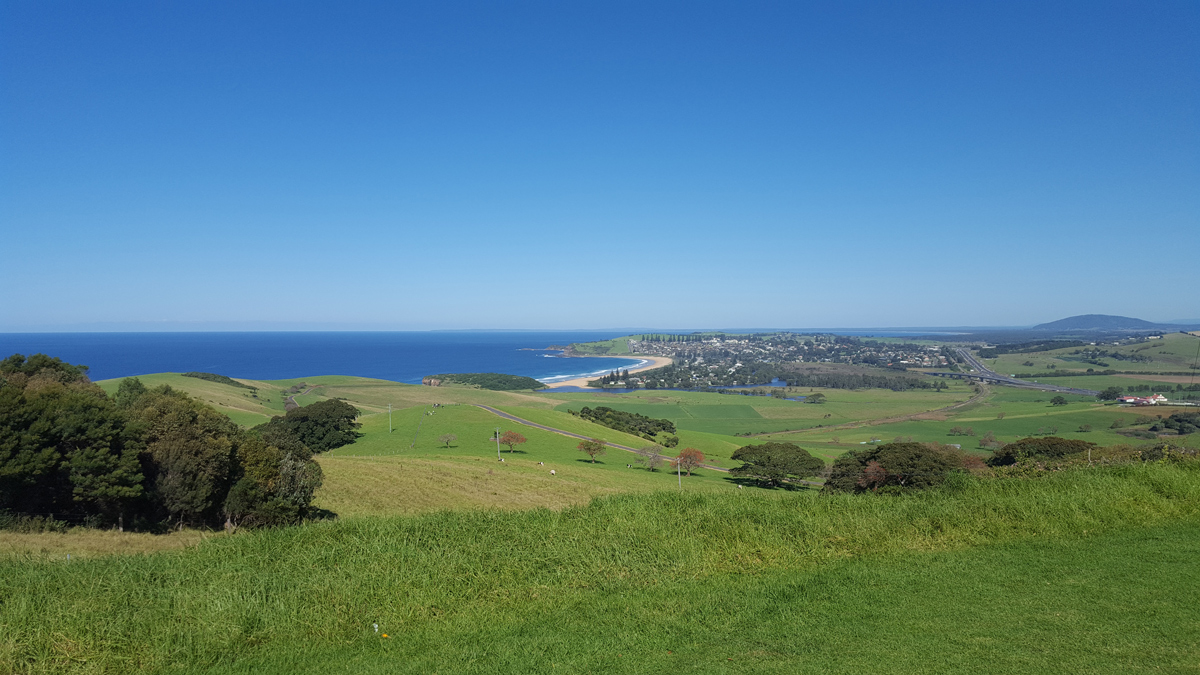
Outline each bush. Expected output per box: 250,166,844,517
729,442,824,488
988,436,1097,467
254,399,362,453
823,442,964,493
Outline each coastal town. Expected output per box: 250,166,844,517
587,333,961,389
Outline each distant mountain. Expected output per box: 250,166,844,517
1032,314,1166,331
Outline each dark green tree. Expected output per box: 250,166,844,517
986,436,1097,466
0,360,143,526
1097,386,1123,401
1050,396,1068,406
254,399,361,453
823,442,963,493
729,441,824,488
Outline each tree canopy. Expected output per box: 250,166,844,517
986,436,1097,466
823,442,964,493
570,406,675,440
0,355,325,530
729,442,824,488
427,373,547,391
253,399,361,453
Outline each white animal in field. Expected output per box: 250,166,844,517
550,470,556,475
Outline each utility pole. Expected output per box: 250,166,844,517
388,404,392,434
678,457,682,490
495,427,501,460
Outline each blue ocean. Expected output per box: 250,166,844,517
0,332,646,385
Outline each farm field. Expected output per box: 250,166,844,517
1008,374,1197,392
91,371,1200,520
4,462,1198,674
983,332,1200,377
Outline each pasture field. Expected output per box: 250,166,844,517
543,385,975,437
1008,374,1196,392
96,372,290,427
90,372,1199,520
3,462,1198,674
565,336,632,355
983,332,1200,376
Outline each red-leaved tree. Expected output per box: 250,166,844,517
499,430,527,453
672,448,705,476
856,460,887,491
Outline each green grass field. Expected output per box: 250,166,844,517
4,462,1198,673
91,372,1199,518
984,332,1200,377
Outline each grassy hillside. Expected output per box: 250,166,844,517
567,336,632,355
86,373,1199,522
3,462,1197,673
983,332,1200,381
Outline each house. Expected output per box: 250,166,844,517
1118,393,1169,406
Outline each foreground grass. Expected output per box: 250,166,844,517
0,529,208,560
2,462,1198,673
203,521,1200,674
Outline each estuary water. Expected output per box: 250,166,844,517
0,332,645,384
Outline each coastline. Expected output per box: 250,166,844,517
539,355,673,390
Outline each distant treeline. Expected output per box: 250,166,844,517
430,373,547,391
631,333,708,343
569,406,676,441
778,371,948,392
0,353,361,531
614,360,947,392
977,341,1086,358
182,372,255,389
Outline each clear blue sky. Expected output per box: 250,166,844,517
2,1,1197,330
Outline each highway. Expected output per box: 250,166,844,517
923,348,1100,397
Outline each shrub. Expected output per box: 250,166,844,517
729,441,824,488
988,436,1097,467
823,442,964,493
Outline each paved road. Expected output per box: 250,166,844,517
924,348,1100,396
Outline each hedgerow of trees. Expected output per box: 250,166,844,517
0,354,326,531
427,373,547,391
569,406,676,440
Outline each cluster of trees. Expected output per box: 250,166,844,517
427,373,547,391
986,437,1096,466
729,442,823,487
0,354,344,531
976,341,1086,358
635,361,949,392
569,406,676,441
253,399,361,452
823,442,970,493
1150,412,1200,436
630,333,706,343
182,372,255,389
595,370,631,385
780,371,947,392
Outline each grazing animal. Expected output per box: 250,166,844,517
550,470,556,475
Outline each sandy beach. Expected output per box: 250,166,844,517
541,355,673,390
